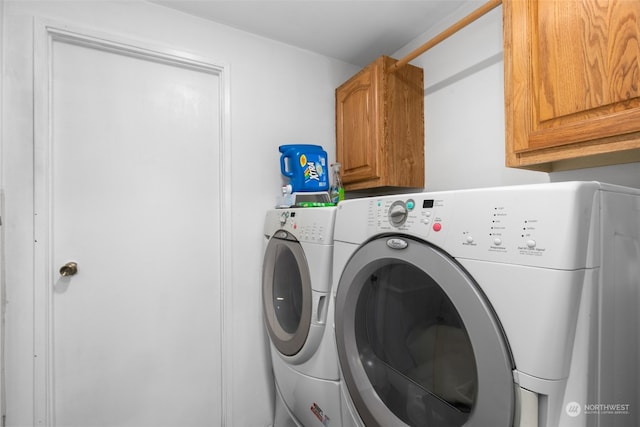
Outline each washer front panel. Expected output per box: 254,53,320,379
335,236,514,427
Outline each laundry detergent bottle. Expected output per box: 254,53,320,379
279,144,329,192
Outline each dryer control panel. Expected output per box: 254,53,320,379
335,182,603,269
370,196,452,248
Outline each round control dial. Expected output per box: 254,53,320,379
279,212,289,225
388,201,408,227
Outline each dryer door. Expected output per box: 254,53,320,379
335,236,515,427
262,230,312,356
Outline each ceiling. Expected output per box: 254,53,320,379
151,0,473,67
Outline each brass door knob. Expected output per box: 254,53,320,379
60,261,78,277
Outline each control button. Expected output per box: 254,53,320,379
466,236,474,244
433,223,442,232
493,238,502,246
526,239,536,248
406,199,415,210
425,211,432,217
421,218,431,225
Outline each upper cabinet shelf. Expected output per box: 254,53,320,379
504,0,640,171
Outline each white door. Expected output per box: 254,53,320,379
32,26,227,426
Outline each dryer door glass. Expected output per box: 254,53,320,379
335,237,514,427
262,232,312,356
355,261,476,426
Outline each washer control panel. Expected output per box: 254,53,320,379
265,207,337,244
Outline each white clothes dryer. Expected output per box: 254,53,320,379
331,181,640,427
263,207,341,427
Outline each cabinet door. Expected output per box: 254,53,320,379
505,0,640,169
336,64,381,184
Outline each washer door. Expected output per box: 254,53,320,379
262,230,312,356
335,236,515,427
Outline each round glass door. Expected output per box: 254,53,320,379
262,230,312,356
356,261,476,426
335,237,514,427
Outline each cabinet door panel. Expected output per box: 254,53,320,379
336,67,380,184
505,0,640,168
537,0,640,122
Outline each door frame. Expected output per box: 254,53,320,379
31,18,232,425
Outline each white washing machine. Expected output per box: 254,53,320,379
262,207,342,427
331,181,640,427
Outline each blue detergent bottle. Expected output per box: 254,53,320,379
279,144,329,192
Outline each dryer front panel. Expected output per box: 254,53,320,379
262,231,312,357
335,236,515,427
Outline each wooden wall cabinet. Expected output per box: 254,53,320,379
504,0,640,171
335,56,424,190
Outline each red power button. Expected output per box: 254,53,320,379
433,223,442,232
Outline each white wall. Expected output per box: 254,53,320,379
1,1,358,425
394,3,640,191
